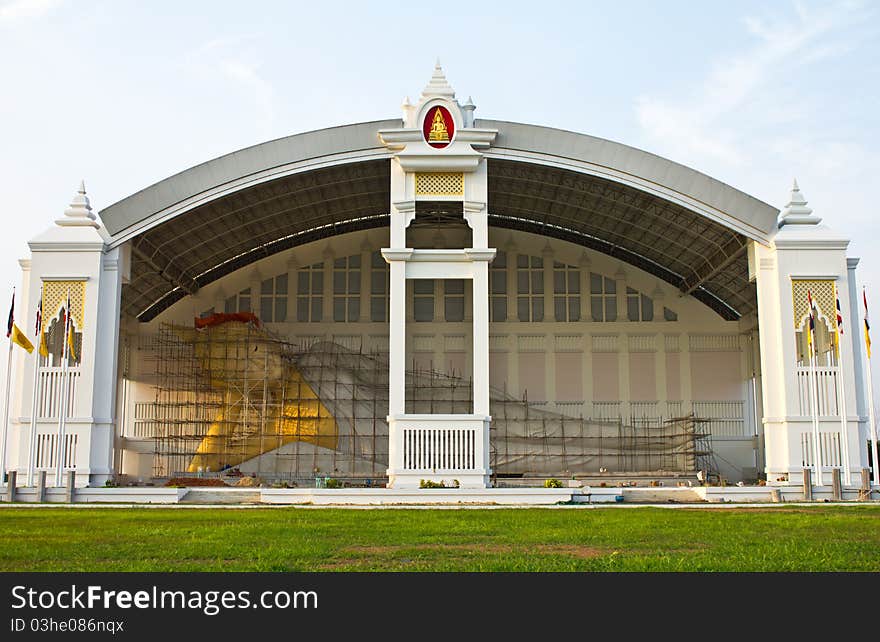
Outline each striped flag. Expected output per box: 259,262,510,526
36,288,48,358
34,292,41,336
834,285,844,358
6,290,13,338
864,287,872,359
6,289,33,353
807,290,816,357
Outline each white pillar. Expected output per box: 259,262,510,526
472,258,490,416
387,256,409,417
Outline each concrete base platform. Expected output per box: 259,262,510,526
261,487,580,505
7,487,187,504
1,484,876,506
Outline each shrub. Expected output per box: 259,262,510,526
419,479,446,489
544,478,564,488
325,478,343,489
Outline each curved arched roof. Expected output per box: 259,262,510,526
98,119,779,322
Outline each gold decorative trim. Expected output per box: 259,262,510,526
42,280,86,332
792,279,835,330
415,172,464,196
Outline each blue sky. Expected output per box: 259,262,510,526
0,1,878,349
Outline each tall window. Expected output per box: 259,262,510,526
490,252,507,322
225,288,251,314
413,279,434,322
333,255,360,322
445,280,465,322
370,251,389,322
260,274,288,323
296,263,323,322
627,287,653,321
517,255,544,322
553,261,580,322
590,273,617,322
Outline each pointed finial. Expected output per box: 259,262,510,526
461,95,476,127
780,177,821,226
421,59,455,100
56,180,100,228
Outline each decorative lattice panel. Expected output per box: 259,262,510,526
42,280,86,332
792,279,836,330
415,172,464,196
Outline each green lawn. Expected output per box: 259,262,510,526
1,506,878,572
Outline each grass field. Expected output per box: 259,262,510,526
1,506,878,572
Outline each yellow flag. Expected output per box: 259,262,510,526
67,322,77,361
38,331,48,358
10,323,34,353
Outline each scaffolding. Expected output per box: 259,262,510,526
146,319,710,483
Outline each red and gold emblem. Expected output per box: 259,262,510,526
423,105,454,148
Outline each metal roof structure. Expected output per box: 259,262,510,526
98,120,780,322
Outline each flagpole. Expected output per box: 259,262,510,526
866,355,879,487
26,346,42,486
809,347,824,486
55,300,70,487
834,287,852,486
1,341,12,485
863,287,879,487
806,292,824,487
27,287,43,486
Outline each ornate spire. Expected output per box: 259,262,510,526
421,59,455,100
780,178,821,225
462,95,476,127
56,180,100,228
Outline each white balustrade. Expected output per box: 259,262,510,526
796,366,839,416
37,367,80,419
402,426,477,471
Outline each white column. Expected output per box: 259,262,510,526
387,258,407,417
656,332,668,416
473,260,490,416
577,334,590,418
680,333,693,415
579,254,591,323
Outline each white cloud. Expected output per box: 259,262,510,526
635,1,869,168
220,59,276,125
183,35,277,129
0,0,61,22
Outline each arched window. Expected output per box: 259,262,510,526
370,251,389,322
225,288,251,314
553,261,580,322
490,251,507,322
296,263,324,322
445,280,465,322
627,287,653,321
260,274,288,323
517,255,544,322
413,279,434,322
333,256,360,322
590,273,616,322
